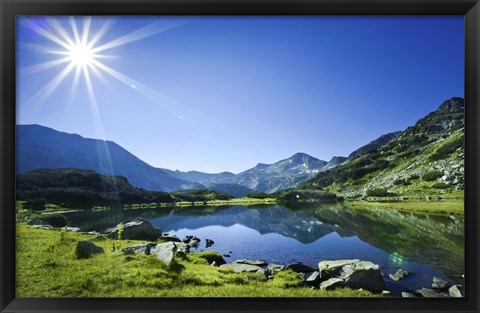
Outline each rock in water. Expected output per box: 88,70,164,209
432,276,451,291
417,287,449,298
318,259,387,293
220,263,262,273
448,285,464,298
234,259,268,267
205,239,214,248
320,278,345,290
106,218,162,241
75,241,104,259
389,269,413,281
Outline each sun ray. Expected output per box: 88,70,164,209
81,17,92,45
21,19,71,50
91,18,191,54
20,56,71,76
69,17,81,45
87,19,115,49
30,61,77,105
48,17,75,47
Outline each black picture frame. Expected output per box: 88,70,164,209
1,0,479,312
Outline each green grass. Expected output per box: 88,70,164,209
16,224,377,298
345,200,464,215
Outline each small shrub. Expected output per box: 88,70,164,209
432,182,450,189
366,188,396,197
408,174,420,181
422,170,443,181
59,225,68,241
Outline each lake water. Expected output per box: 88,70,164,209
66,203,464,295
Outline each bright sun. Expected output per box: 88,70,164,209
68,43,95,67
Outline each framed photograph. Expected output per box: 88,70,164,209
1,0,479,312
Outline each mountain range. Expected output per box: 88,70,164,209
17,125,376,195
17,97,462,197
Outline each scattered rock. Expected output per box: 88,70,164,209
320,278,345,290
256,268,268,276
223,253,231,258
318,259,387,292
183,235,201,247
42,215,68,227
382,290,392,296
206,239,214,248
106,218,162,241
75,241,104,259
234,259,268,267
160,234,181,242
29,225,53,230
211,261,217,267
267,263,285,275
448,285,464,298
287,262,315,273
27,217,50,226
66,227,80,232
389,269,413,281
417,288,449,298
401,292,418,298
432,276,451,291
220,263,261,273
306,271,321,286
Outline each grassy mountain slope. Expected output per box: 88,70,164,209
301,97,464,199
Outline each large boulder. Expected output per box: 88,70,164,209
220,263,262,273
120,243,158,255
320,278,345,290
75,241,104,259
318,259,387,293
287,262,316,273
149,241,190,265
106,218,162,241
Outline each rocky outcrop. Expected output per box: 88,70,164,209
317,259,387,293
106,218,162,241
75,241,104,259
287,262,315,273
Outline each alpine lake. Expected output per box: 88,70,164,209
63,201,464,296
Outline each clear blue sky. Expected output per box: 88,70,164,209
16,16,464,173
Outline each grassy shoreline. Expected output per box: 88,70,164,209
16,223,377,298
344,199,463,215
